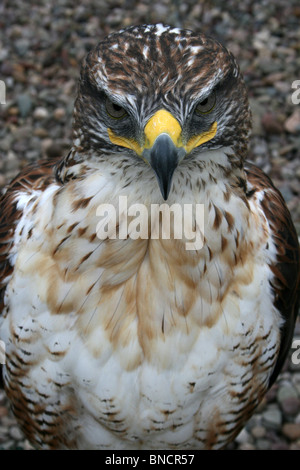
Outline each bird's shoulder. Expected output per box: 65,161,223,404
245,162,300,386
0,157,59,312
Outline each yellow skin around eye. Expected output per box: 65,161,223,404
107,128,143,155
184,121,217,153
107,109,217,156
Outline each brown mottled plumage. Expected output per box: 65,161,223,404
0,24,299,450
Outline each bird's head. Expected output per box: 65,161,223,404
72,24,251,200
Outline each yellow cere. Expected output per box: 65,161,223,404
144,109,183,148
108,110,217,155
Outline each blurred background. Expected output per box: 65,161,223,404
0,0,299,450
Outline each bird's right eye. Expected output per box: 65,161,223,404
105,98,127,119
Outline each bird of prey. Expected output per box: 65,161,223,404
0,24,299,450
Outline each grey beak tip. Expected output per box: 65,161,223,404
162,188,169,201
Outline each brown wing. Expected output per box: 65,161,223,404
0,157,61,387
245,162,300,387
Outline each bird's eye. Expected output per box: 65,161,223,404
195,92,216,115
105,98,127,119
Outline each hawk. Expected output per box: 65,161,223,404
0,24,299,450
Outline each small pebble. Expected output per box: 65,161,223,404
256,438,271,450
16,94,32,118
251,425,266,439
281,397,300,416
262,112,284,135
235,428,252,445
282,423,300,441
33,107,49,120
33,127,49,138
54,107,66,120
284,110,300,134
9,426,24,441
262,407,282,430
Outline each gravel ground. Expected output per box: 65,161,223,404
0,0,299,450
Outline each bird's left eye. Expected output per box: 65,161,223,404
195,92,216,115
105,98,127,119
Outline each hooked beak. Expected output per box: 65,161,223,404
142,109,185,200
143,133,185,200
